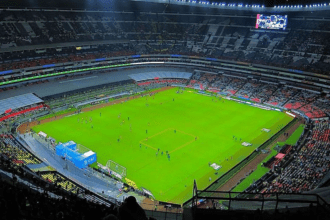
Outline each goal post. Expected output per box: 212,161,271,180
106,160,127,179
76,144,91,154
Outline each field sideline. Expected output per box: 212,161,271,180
32,88,293,204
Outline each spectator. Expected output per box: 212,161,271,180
117,196,148,220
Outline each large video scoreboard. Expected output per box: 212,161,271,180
256,14,288,30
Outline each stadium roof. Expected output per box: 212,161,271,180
0,0,328,9
0,93,43,115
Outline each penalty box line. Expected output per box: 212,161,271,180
147,128,172,139
139,128,198,153
168,138,196,154
139,141,158,151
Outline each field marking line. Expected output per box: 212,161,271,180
169,138,196,154
176,129,196,138
139,128,196,153
139,141,158,151
59,76,98,83
146,128,172,139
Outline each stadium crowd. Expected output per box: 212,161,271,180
260,120,330,195
1,5,330,219
173,72,330,119
0,9,330,76
0,134,155,220
0,104,48,123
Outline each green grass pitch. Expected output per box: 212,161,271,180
32,88,293,204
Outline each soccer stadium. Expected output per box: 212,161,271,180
0,0,330,219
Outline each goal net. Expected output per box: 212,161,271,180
76,144,92,154
106,160,127,179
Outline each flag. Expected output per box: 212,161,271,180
5,108,12,114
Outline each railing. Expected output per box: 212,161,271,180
190,181,330,213
144,208,183,220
